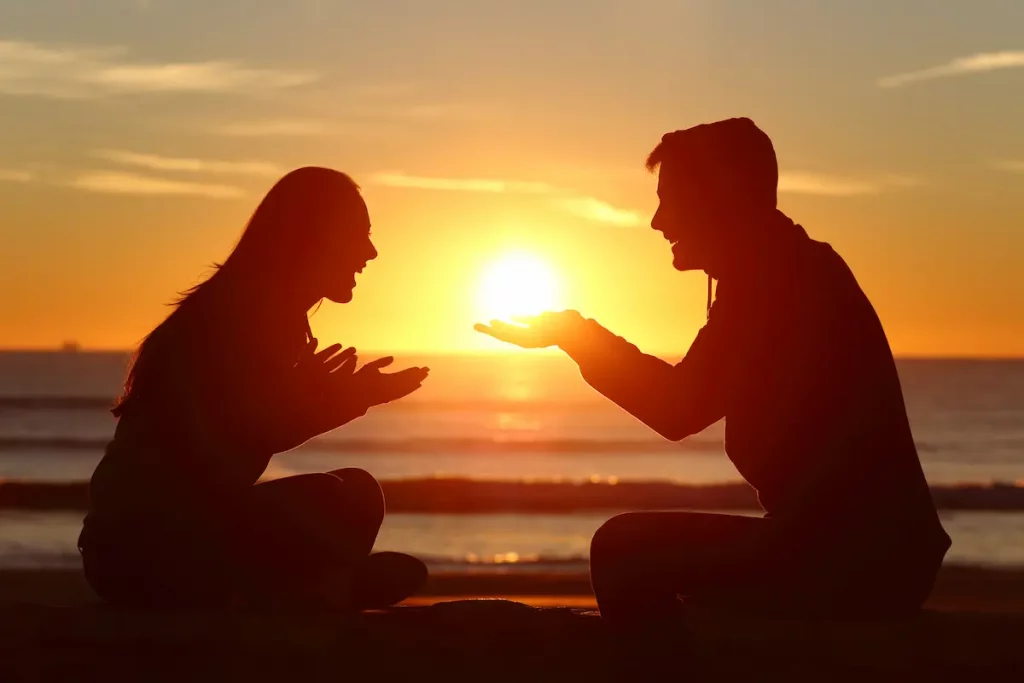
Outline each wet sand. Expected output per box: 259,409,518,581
4,564,1024,612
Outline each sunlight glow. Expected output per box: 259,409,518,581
477,251,561,321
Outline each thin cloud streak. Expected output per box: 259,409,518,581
371,172,556,194
212,119,332,137
992,160,1024,173
879,50,1024,88
0,168,34,183
557,197,644,227
68,171,244,198
0,40,316,98
778,171,925,197
778,172,881,197
94,149,282,177
369,103,481,120
877,174,927,188
370,171,639,227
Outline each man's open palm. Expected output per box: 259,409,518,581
474,311,586,349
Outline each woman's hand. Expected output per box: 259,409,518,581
346,356,430,409
285,339,362,442
293,342,428,433
294,339,359,395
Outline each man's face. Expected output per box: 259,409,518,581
650,162,724,273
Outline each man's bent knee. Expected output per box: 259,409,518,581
591,513,647,567
590,513,682,625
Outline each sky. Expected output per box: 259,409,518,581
0,0,1022,357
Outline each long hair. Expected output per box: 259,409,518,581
113,167,361,417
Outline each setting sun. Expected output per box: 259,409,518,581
477,252,562,321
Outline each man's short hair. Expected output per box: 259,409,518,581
646,118,779,209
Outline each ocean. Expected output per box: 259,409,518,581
1,351,1022,570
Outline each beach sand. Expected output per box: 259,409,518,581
2,565,1023,681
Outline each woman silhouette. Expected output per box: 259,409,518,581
79,168,429,609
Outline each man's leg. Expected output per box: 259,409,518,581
591,509,940,626
590,511,789,626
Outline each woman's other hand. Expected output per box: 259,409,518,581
346,356,430,409
294,339,359,394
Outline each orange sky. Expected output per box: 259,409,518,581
1,1,1022,357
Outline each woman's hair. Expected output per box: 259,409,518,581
113,167,361,416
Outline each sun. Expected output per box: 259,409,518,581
477,251,562,321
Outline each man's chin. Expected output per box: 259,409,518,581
671,253,702,272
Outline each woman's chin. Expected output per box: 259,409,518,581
325,288,355,304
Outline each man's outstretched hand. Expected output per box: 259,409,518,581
474,310,587,349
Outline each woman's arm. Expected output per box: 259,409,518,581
234,342,370,454
224,347,430,455
179,341,359,460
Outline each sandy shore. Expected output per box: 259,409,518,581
3,564,1024,612
2,565,1023,681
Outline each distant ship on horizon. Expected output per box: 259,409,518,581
60,340,82,353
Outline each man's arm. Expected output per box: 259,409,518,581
558,318,727,441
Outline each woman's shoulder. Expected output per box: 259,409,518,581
201,307,309,374
140,303,306,394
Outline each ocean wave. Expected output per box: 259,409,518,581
0,396,114,411
0,436,725,454
0,437,111,451
3,478,1023,512
0,434,993,456
410,553,590,568
0,546,591,571
0,548,591,571
0,395,609,413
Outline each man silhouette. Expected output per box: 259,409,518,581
476,118,950,624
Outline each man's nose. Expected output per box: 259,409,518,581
651,210,664,233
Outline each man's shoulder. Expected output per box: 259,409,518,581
719,237,866,325
790,233,860,290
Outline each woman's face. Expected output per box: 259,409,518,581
317,196,377,304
